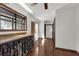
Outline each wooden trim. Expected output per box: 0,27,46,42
0,20,1,29
77,52,79,56
45,38,52,39
0,30,26,32
53,17,56,56
0,3,25,17
38,38,43,39
14,14,17,30
56,47,77,52
31,22,35,34
25,17,27,30
53,17,55,45
39,37,51,40
0,14,14,19
44,24,46,38
55,47,79,56
12,18,14,30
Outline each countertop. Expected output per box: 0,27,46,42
0,34,33,44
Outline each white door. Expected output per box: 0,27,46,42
34,23,39,41
46,25,53,39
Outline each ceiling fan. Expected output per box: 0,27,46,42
31,3,48,10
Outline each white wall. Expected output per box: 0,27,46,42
56,6,76,50
53,4,79,52
27,13,39,34
44,21,53,24
39,21,44,38
75,5,79,52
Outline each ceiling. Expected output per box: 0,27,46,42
4,3,70,21
25,3,69,21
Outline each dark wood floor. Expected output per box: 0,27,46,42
55,48,78,56
27,39,54,56
26,39,78,56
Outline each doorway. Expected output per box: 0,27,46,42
31,22,39,41
44,19,55,55
44,24,53,39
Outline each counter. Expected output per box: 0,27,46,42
0,34,33,44
0,31,34,56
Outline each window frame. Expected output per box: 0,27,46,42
0,4,27,31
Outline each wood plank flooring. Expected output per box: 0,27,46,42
26,39,78,56
55,48,78,56
27,39,54,56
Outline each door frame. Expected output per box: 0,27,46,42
44,24,53,39
31,22,39,34
31,22,35,34
53,18,56,56
31,22,39,41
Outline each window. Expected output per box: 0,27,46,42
0,15,13,30
0,4,27,31
1,20,12,29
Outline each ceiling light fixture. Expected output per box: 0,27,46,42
19,3,33,14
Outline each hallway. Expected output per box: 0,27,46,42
27,39,54,56
0,3,79,56
27,39,78,56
